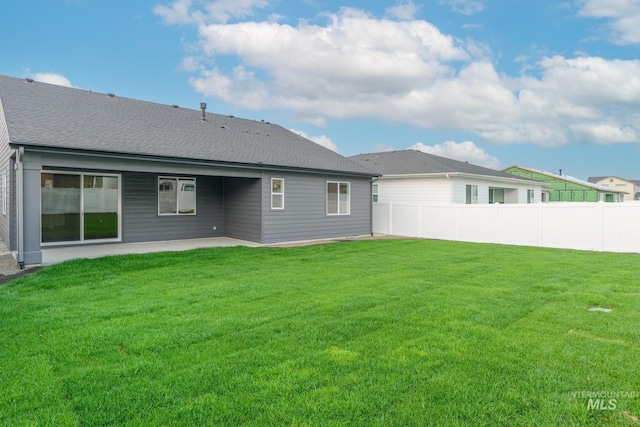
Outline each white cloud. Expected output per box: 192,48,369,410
30,72,73,87
189,7,468,118
409,141,500,168
203,0,269,24
374,143,397,152
385,0,420,21
154,0,196,24
161,3,640,147
577,0,640,44
289,128,339,152
154,0,268,25
439,0,485,15
569,122,638,144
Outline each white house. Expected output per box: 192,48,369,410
350,150,548,205
588,176,640,201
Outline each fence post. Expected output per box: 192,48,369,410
495,203,500,244
597,201,604,252
454,204,459,241
388,201,393,236
539,202,544,248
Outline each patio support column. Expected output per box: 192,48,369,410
16,147,24,267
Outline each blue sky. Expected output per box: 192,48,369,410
2,0,640,180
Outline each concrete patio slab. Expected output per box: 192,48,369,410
41,237,261,265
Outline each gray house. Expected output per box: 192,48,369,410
0,75,376,266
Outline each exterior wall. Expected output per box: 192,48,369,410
223,177,262,243
22,154,42,264
0,99,12,249
376,175,542,205
261,171,372,244
17,148,374,263
593,177,637,201
122,172,224,243
504,166,619,202
453,177,542,205
376,177,452,204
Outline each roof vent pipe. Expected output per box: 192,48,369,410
200,102,207,121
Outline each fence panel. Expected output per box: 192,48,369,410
373,201,640,253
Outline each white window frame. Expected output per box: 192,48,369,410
465,184,478,204
327,181,350,215
158,176,197,216
527,189,535,204
372,184,379,203
271,178,284,209
41,170,122,246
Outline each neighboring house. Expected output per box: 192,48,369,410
0,75,377,266
349,150,547,205
503,166,625,202
588,176,640,201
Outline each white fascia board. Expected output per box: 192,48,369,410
379,172,549,187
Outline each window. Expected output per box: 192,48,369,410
489,188,504,204
327,181,350,215
372,184,379,203
158,177,196,215
271,178,284,209
527,189,535,204
465,184,478,204
41,171,121,244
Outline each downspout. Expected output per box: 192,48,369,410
16,147,24,269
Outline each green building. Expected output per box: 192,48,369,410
502,166,625,202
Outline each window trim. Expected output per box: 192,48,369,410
41,170,122,246
271,178,284,210
327,181,350,215
527,189,535,204
372,183,379,203
158,176,197,216
465,184,478,204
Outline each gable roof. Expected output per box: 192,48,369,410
588,176,640,186
506,166,626,193
0,74,374,176
350,150,530,180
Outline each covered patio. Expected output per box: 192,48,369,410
41,237,261,265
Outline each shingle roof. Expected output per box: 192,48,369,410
0,75,374,176
588,176,640,186
587,176,608,183
349,150,523,179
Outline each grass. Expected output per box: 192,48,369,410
1,239,639,426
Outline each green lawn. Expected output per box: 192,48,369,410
1,240,639,426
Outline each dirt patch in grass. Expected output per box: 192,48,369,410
0,253,42,286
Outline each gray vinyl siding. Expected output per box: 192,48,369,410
223,177,262,243
261,171,372,244
123,172,224,243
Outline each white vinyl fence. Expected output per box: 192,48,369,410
373,201,640,253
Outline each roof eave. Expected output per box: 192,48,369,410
379,171,546,186
11,143,379,177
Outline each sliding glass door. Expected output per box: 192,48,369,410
41,172,121,244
